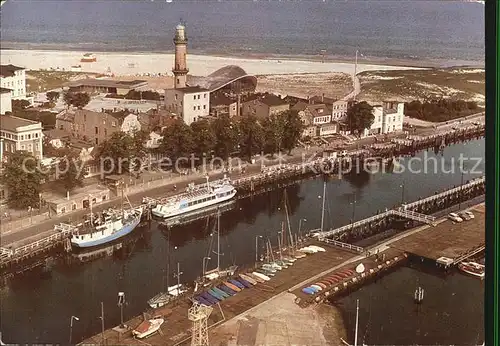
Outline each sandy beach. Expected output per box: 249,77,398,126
0,49,421,77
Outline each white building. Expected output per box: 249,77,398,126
0,88,12,115
0,115,44,160
0,64,27,100
331,100,349,121
164,86,210,125
364,101,405,137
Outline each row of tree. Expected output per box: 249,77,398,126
404,99,480,122
95,111,304,174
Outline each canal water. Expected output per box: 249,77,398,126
335,260,484,345
0,138,485,344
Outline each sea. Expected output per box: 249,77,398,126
0,138,485,344
0,0,485,64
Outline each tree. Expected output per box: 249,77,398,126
46,91,60,103
0,152,46,209
159,119,194,170
346,101,374,136
12,99,31,111
262,114,286,155
238,115,264,161
282,109,304,155
95,132,134,175
190,119,216,161
56,154,86,192
63,92,90,109
211,115,239,161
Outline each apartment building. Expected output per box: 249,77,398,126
0,64,27,100
55,109,142,145
293,102,338,137
241,94,290,119
0,115,44,159
164,86,210,125
364,101,405,136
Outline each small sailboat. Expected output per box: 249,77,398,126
132,316,164,339
252,271,271,281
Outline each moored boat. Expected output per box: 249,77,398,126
132,316,164,339
152,177,236,219
458,261,485,279
71,206,143,248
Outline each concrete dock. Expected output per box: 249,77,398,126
390,204,485,265
77,203,485,346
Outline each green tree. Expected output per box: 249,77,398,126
159,119,194,170
56,154,86,192
63,92,90,109
262,114,286,155
12,99,31,111
46,91,60,103
346,101,374,136
95,132,134,175
190,119,216,161
211,115,239,161
238,115,264,161
0,152,46,209
282,109,304,155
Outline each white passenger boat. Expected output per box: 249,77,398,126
147,284,188,308
132,316,164,339
152,177,236,219
458,261,485,279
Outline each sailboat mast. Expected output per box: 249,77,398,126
217,209,220,272
283,190,294,250
121,180,124,219
354,299,359,346
320,181,326,232
166,227,170,290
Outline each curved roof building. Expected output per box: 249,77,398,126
187,65,257,93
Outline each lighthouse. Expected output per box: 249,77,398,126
172,23,189,89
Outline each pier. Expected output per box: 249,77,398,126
77,197,485,346
390,204,485,268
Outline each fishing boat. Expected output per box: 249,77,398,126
132,316,164,339
458,261,485,279
71,193,143,248
200,210,238,284
152,177,236,219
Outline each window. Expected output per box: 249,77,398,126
95,138,99,145
193,95,196,100
177,78,180,84
95,127,98,134
21,145,25,150
35,133,38,138
193,106,196,111
203,105,206,110
174,94,178,100
198,106,200,110
204,93,207,98
27,134,31,140
104,128,107,136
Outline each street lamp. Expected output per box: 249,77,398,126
255,235,263,264
400,182,405,205
350,194,357,225
202,256,211,277
117,292,126,329
69,315,80,345
298,218,307,242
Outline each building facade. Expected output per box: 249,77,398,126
364,101,405,136
0,115,44,159
241,94,290,119
0,64,27,100
293,102,338,137
55,109,142,145
164,86,210,125
210,94,238,117
0,88,12,115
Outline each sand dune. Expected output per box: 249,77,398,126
0,49,420,77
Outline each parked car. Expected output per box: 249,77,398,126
461,210,475,220
459,212,472,221
448,212,463,223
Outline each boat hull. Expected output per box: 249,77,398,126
71,216,141,248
